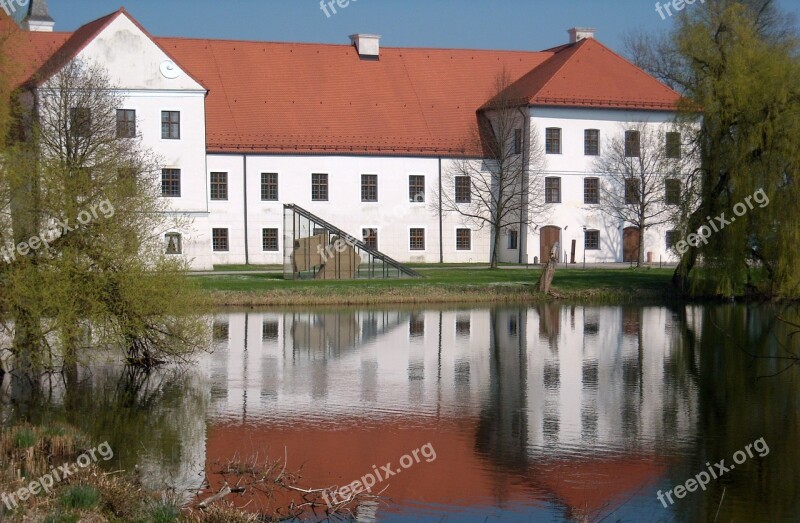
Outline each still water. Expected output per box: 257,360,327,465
2,303,799,522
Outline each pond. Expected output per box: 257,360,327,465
2,303,799,522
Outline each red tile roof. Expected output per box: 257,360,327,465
7,10,682,157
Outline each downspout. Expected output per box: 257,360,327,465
243,154,249,265
517,106,529,264
438,157,443,264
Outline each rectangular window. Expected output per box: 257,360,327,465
161,111,180,139
584,129,599,156
70,107,91,137
666,230,679,249
210,172,228,201
666,132,682,159
362,228,378,249
625,178,640,204
545,177,561,203
546,128,562,154
665,178,681,205
584,230,600,250
116,109,136,138
262,321,279,341
625,130,641,157
409,175,425,202
584,177,599,204
312,173,328,201
165,233,182,254
262,228,279,251
161,169,181,197
508,230,518,250
361,174,378,202
212,228,229,252
261,173,278,201
409,228,425,250
455,176,471,203
456,229,471,250
514,129,523,155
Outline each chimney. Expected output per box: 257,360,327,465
567,27,595,44
23,0,55,32
349,34,381,58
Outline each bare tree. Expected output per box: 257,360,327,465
438,71,549,268
594,122,693,266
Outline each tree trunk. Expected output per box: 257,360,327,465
489,223,501,269
536,243,558,293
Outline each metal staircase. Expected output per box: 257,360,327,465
283,204,422,280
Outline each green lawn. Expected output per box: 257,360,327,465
195,267,674,293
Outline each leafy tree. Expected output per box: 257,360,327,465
627,0,800,297
0,59,207,373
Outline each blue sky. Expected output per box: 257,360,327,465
41,0,800,53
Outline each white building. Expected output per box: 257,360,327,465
5,4,687,270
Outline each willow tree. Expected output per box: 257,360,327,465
439,72,549,268
0,60,207,373
627,0,800,297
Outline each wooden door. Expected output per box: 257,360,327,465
623,227,640,262
540,226,561,263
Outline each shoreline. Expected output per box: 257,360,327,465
205,285,676,307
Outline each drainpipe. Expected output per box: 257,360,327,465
438,157,444,264
243,154,249,265
517,106,529,264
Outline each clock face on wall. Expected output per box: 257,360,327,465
159,60,182,79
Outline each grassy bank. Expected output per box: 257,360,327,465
194,267,677,306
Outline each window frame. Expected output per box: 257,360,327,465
70,107,91,138
409,175,425,203
212,228,229,252
161,111,181,140
584,129,599,156
362,227,378,250
584,229,600,250
409,228,426,251
361,174,378,202
311,173,329,201
508,229,519,250
165,232,182,255
546,127,562,154
666,132,682,159
455,176,471,204
161,168,181,198
545,176,561,204
455,228,472,251
584,177,599,204
210,172,228,201
624,178,640,205
262,228,279,252
665,178,681,206
261,173,279,201
625,130,641,157
116,109,136,139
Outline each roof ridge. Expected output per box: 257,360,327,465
527,40,586,104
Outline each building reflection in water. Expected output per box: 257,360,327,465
202,305,698,519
